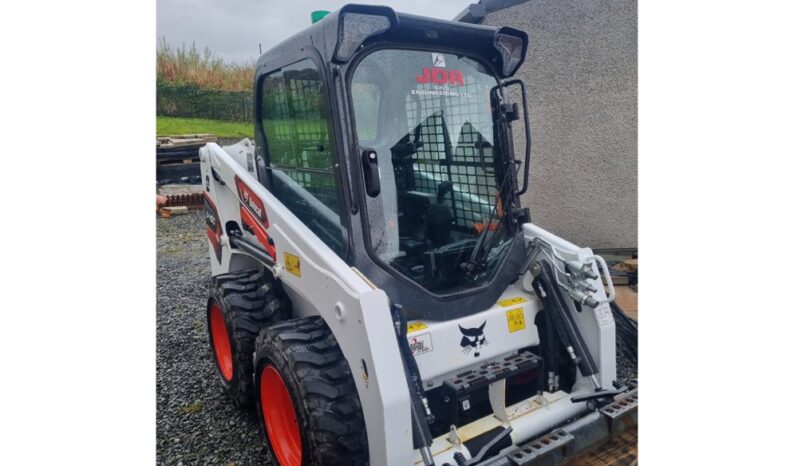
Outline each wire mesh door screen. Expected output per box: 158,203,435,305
260,60,340,212
404,76,497,230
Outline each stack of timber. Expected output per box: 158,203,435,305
156,134,217,185
593,249,637,289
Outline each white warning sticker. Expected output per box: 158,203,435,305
408,332,433,356
595,304,614,327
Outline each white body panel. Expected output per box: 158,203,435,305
200,142,415,465
200,139,618,465
409,284,541,388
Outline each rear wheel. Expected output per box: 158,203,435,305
254,317,368,465
207,269,287,407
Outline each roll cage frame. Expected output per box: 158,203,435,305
252,4,531,320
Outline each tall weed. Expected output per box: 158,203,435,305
157,38,254,91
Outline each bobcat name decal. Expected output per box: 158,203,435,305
203,193,223,263
234,176,276,260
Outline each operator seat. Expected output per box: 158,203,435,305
399,191,432,256
426,181,455,247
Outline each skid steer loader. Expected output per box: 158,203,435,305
200,5,637,465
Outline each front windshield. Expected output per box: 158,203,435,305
351,49,515,295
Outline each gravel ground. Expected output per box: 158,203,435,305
615,317,638,385
156,211,271,466
156,211,637,465
616,345,636,385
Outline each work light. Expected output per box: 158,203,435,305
493,29,527,76
334,6,398,62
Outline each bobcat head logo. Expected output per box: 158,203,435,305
459,321,488,358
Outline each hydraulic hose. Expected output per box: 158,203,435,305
534,261,599,381
391,304,436,466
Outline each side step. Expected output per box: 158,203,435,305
442,351,543,425
480,388,638,466
443,351,543,396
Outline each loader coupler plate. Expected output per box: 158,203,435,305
480,388,638,466
599,389,638,434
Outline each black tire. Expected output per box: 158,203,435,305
254,317,368,465
207,269,288,407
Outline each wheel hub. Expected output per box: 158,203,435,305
209,302,233,381
260,365,302,466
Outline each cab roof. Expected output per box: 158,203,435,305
255,4,527,79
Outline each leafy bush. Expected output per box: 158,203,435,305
157,39,255,121
157,82,252,122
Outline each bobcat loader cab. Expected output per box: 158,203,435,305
199,5,637,466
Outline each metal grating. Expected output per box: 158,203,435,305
404,77,497,229
261,63,340,213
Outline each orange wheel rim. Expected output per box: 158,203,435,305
209,303,233,381
260,365,302,466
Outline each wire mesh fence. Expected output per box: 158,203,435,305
157,82,253,122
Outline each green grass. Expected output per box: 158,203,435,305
157,116,253,139
177,400,203,415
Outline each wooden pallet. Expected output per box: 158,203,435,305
156,134,217,149
156,135,214,184
614,286,638,321
567,427,638,466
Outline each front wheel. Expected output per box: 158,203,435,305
207,269,286,407
254,317,368,466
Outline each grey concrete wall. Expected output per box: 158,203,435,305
482,0,637,248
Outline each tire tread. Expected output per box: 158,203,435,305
255,317,368,465
208,269,288,407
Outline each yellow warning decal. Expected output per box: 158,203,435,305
407,321,429,334
497,296,528,307
506,308,526,333
284,252,301,277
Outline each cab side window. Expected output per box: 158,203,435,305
259,59,347,257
